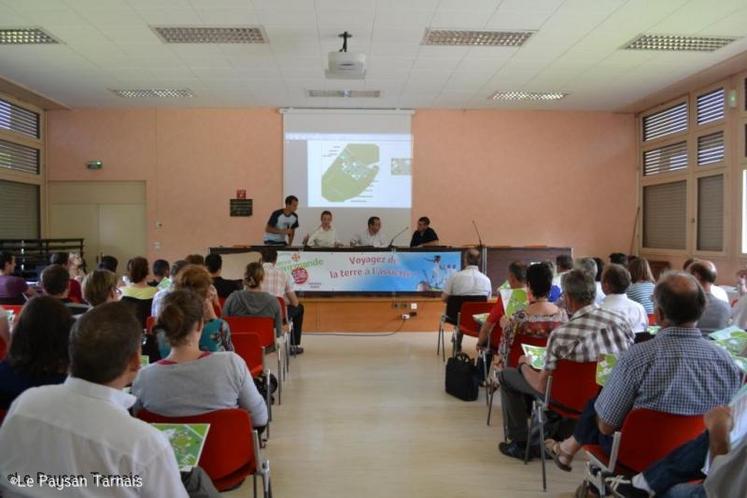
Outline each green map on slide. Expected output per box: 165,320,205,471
322,144,380,202
152,423,210,471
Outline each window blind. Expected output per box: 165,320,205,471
697,131,725,166
696,88,725,125
0,179,39,238
0,138,40,175
697,175,723,252
643,141,687,176
642,102,687,141
643,181,687,249
0,98,40,139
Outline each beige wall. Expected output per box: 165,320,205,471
46,107,637,264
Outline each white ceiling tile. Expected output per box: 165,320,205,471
77,7,144,25
443,72,494,91
316,0,374,10
455,57,506,73
181,56,233,69
374,10,433,29
437,0,501,12
133,8,203,24
189,0,255,7
411,57,462,71
497,0,564,11
251,0,313,10
220,44,273,57
9,8,87,26
257,9,316,26
316,10,374,30
263,25,319,39
370,41,420,57
429,10,493,29
702,8,747,36
125,0,193,7
227,55,277,68
6,0,76,11
416,45,471,58
375,0,439,11
194,8,260,24
485,9,552,30
271,39,320,57
372,27,424,43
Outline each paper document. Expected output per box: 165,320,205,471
595,354,618,386
152,423,211,472
709,326,747,372
703,384,747,474
521,344,547,370
500,288,528,318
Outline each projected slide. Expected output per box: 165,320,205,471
306,134,412,208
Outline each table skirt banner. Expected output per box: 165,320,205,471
276,249,462,292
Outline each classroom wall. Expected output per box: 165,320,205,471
46,107,636,263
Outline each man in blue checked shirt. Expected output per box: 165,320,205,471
544,271,742,476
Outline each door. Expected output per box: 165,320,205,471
48,181,146,274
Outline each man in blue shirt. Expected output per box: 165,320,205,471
264,195,299,246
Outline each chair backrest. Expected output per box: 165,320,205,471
458,301,495,336
2,304,23,316
444,295,487,325
277,296,288,323
137,408,256,486
507,331,551,368
224,316,275,348
145,315,156,334
120,297,153,329
0,297,25,306
617,408,704,472
548,360,600,417
0,337,6,362
0,408,6,426
647,314,656,325
232,332,264,376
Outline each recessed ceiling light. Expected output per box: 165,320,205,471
422,29,533,47
488,91,567,101
151,26,267,44
307,90,381,98
110,89,195,98
624,34,739,52
0,28,59,44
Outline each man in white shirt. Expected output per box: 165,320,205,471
442,248,492,301
600,263,648,334
0,302,218,498
350,216,388,247
261,247,304,354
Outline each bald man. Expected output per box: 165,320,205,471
441,249,491,302
687,260,731,335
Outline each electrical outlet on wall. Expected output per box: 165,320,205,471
154,241,161,250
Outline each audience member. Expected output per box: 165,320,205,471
553,254,573,287
600,264,648,334
609,253,628,266
687,261,730,335
158,265,233,358
604,404,746,498
575,257,605,305
82,269,120,307
264,195,299,246
476,261,528,351
626,258,656,314
0,296,72,409
67,253,86,282
50,251,83,303
0,251,34,305
410,216,440,247
0,307,9,347
205,253,241,299
498,270,633,460
122,257,158,300
262,247,304,354
133,290,267,429
593,257,605,282
445,249,492,352
545,272,741,472
148,259,170,289
96,254,118,273
543,260,562,303
223,262,283,339
304,210,342,248
184,254,205,267
40,264,90,315
152,259,189,316
0,302,218,497
350,216,387,247
496,262,567,367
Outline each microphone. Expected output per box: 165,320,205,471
389,226,409,247
472,220,483,248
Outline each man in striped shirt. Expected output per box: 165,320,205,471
498,270,634,460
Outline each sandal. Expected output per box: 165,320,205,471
544,439,573,472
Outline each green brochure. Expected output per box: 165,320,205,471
646,325,660,335
595,354,618,386
140,355,150,367
152,423,211,472
472,313,489,326
521,344,547,370
709,326,747,372
500,288,529,318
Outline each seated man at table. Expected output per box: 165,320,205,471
498,270,633,460
350,216,388,247
410,216,440,247
0,302,219,497
545,272,742,473
445,249,491,352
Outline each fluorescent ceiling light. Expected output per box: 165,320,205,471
422,29,533,47
488,91,567,101
307,90,381,98
151,26,267,44
0,28,58,44
624,34,739,52
110,89,195,98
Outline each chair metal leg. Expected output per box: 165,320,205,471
523,411,533,464
253,474,257,498
276,355,282,406
437,323,443,356
539,406,547,492
486,382,494,426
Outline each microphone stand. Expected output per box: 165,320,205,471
389,226,410,248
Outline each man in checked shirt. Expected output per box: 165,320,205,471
544,271,742,474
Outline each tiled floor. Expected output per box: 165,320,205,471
225,332,585,498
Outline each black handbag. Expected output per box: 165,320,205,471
445,353,480,401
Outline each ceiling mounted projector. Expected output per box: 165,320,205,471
326,31,366,80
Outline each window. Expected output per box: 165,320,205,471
696,88,725,125
697,131,725,166
0,98,40,139
643,181,687,250
642,102,688,141
0,179,39,238
0,138,40,174
697,175,723,252
643,141,687,175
